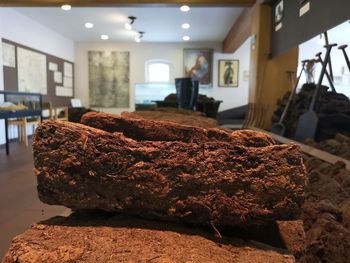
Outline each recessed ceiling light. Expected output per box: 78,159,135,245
182,36,190,41
125,23,132,30
180,5,190,12
135,31,144,43
182,23,190,29
85,22,94,29
125,16,136,31
61,4,71,11
100,34,109,40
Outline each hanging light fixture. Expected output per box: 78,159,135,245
125,16,136,31
135,31,144,43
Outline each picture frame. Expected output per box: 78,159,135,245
275,0,284,25
183,48,213,86
218,59,239,88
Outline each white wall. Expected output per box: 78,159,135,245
0,8,75,145
75,39,250,114
0,37,4,145
212,37,251,111
0,8,74,61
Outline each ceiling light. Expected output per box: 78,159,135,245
61,4,71,11
85,22,94,29
135,31,144,43
182,36,190,41
100,34,109,40
125,16,136,31
182,23,190,29
180,5,190,12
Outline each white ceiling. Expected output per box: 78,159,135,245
15,7,243,43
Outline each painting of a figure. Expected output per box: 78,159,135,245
218,60,239,87
183,48,213,86
88,51,130,108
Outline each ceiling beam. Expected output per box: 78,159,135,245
222,7,253,53
0,0,256,7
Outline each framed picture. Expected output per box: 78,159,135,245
275,0,284,25
218,59,239,87
183,48,213,86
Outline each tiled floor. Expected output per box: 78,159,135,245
0,141,68,259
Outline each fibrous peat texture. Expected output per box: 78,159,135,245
81,111,275,147
2,213,296,263
33,121,306,227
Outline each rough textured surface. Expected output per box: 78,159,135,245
300,153,350,262
300,201,350,263
81,112,275,146
276,220,305,258
2,213,295,263
33,121,306,227
305,133,350,161
68,107,96,123
122,109,219,128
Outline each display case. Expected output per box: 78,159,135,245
0,90,42,155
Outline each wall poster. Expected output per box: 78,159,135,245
17,47,47,94
2,42,16,68
88,51,130,108
64,62,73,77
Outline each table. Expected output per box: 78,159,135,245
0,91,42,155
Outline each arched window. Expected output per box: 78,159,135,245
145,59,172,83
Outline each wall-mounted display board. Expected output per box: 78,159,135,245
1,38,74,107
271,0,349,58
17,47,47,95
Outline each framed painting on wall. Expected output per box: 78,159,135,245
218,59,239,87
183,48,213,86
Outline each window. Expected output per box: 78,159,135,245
145,60,172,83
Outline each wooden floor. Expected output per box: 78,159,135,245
0,140,68,259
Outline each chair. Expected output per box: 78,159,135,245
54,106,69,121
8,102,53,146
8,116,40,147
41,102,54,121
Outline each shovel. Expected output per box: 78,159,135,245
315,52,336,92
294,43,337,142
271,60,307,136
324,31,334,82
339,44,350,71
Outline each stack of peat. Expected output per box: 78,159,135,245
156,93,222,118
301,153,350,263
272,83,350,141
3,112,308,263
305,133,350,160
122,107,219,128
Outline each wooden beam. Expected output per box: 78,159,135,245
245,3,297,130
222,7,253,53
0,0,256,7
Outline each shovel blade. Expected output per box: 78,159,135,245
271,123,286,136
294,111,318,142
